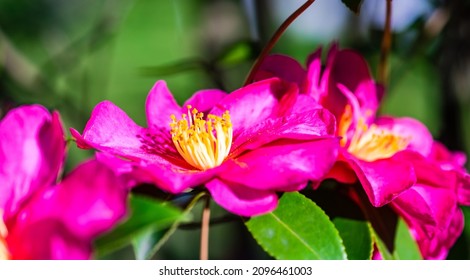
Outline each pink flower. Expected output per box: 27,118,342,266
71,78,339,216
255,45,470,259
390,142,470,259
0,105,127,259
256,45,418,206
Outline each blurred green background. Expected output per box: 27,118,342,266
1,0,470,259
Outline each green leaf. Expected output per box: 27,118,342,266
340,0,363,14
131,192,206,260
369,224,395,260
333,218,373,260
245,192,347,260
94,194,188,256
131,229,165,260
393,218,422,260
369,218,423,260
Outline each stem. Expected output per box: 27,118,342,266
199,195,211,260
179,214,239,230
144,191,206,260
378,0,393,85
243,0,315,86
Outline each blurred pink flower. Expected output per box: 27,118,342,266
255,45,470,259
0,105,127,259
71,78,339,216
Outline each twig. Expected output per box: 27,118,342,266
199,195,211,260
144,191,207,259
178,214,239,230
378,0,393,85
243,0,316,86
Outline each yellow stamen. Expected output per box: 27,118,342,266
338,105,354,147
0,212,10,260
339,105,410,162
170,106,233,170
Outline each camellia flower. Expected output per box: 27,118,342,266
71,78,339,216
255,45,417,206
0,105,127,259
254,45,470,259
390,142,470,259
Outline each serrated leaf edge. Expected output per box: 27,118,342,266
246,192,347,260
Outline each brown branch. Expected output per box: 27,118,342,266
243,0,316,86
199,195,211,260
378,0,393,85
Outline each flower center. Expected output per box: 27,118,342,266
170,105,233,170
339,105,410,162
0,212,10,260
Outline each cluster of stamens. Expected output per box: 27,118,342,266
170,105,233,170
339,105,410,162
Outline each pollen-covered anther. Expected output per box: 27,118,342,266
170,106,233,170
347,124,410,162
338,105,410,161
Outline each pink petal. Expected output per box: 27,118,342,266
321,80,348,120
70,128,92,149
390,149,467,256
306,45,324,66
427,142,470,206
330,49,372,95
253,54,306,86
416,208,464,259
95,152,148,189
324,43,339,66
336,83,365,143
183,89,227,114
393,150,458,189
6,160,127,259
304,47,327,101
146,82,226,131
354,80,383,124
139,162,217,193
392,184,457,239
0,105,65,217
6,219,91,260
11,160,127,239
325,160,357,184
375,116,434,157
145,80,181,131
290,94,323,115
209,78,298,135
72,98,213,186
52,160,128,238
205,178,278,216
221,138,339,191
430,141,467,168
231,107,336,157
319,48,374,121
71,101,157,161
457,173,470,206
335,80,383,132
345,152,416,207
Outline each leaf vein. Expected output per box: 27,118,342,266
269,213,322,259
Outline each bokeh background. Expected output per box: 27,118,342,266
1,0,470,259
